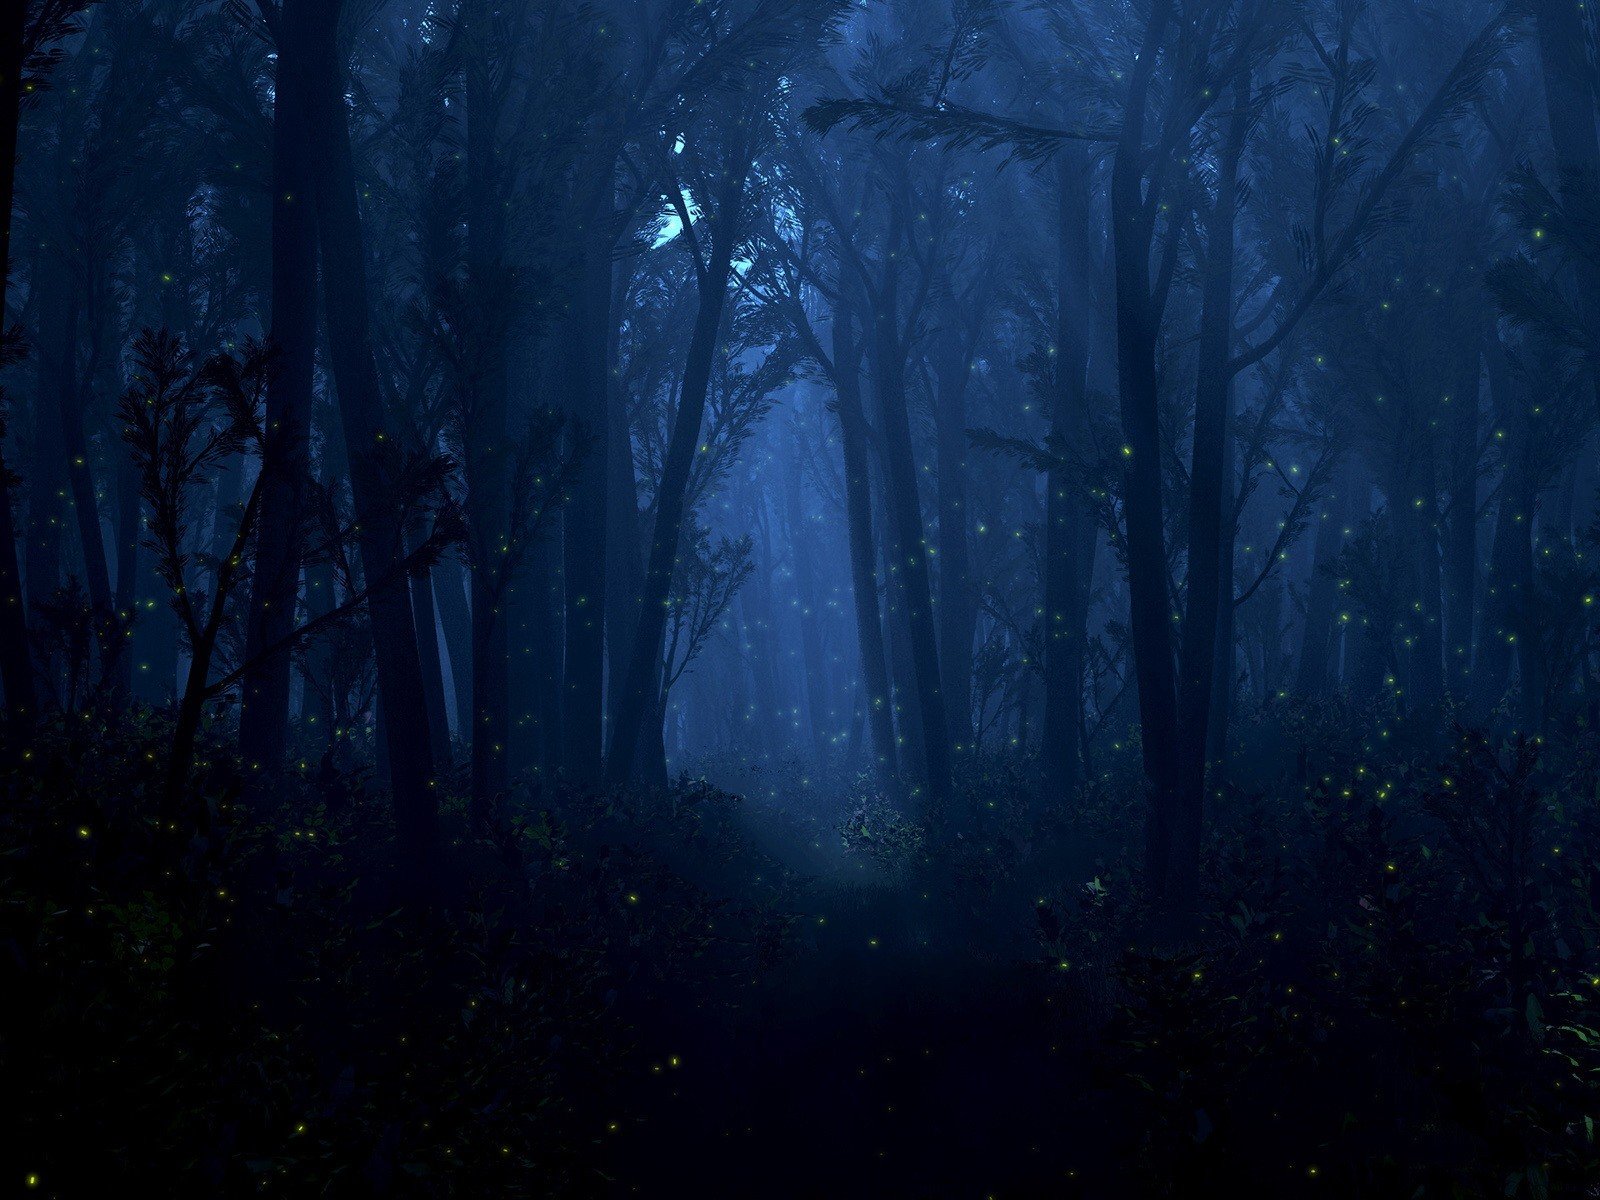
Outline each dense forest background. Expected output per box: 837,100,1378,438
6,0,1600,1195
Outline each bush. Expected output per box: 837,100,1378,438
1,711,794,1196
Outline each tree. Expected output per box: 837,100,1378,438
300,0,440,885
237,0,319,782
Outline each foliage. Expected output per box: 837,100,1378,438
1058,721,1600,1198
1,713,796,1196
662,525,755,702
840,776,926,875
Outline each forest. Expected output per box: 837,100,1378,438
4,0,1600,1194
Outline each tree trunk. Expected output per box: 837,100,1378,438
52,286,122,687
604,335,664,780
1474,333,1522,713
239,0,319,777
504,557,535,779
866,218,952,818
1042,152,1095,809
833,300,899,784
407,517,452,769
434,554,473,734
785,413,831,754
747,500,788,752
1476,488,1521,714
1297,457,1356,695
1207,419,1240,771
303,0,438,887
640,673,669,788
0,0,32,720
464,23,512,818
1170,71,1247,904
1110,0,1181,888
1510,460,1543,733
1407,444,1446,715
112,402,140,699
24,265,72,695
208,449,243,590
528,526,564,773
168,475,265,811
1443,337,1481,697
1535,0,1600,418
881,517,923,775
82,251,133,702
0,429,32,716
469,558,508,813
560,224,610,784
138,224,195,703
302,555,337,749
606,164,745,787
933,344,976,755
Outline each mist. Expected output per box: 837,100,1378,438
5,0,1600,1195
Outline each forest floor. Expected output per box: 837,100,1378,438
604,792,1126,1198
17,710,1595,1196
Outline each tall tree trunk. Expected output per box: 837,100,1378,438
833,300,899,784
0,421,30,710
239,0,319,777
504,557,534,779
606,164,746,787
620,453,673,784
1297,457,1356,695
208,450,243,587
1510,459,1543,732
1384,422,1445,717
25,271,70,695
303,0,438,887
560,224,610,784
1474,333,1523,713
131,544,178,702
933,345,976,755
112,405,140,699
528,526,564,773
881,516,923,775
434,554,473,734
52,286,121,685
168,475,266,810
1443,338,1481,697
785,414,830,754
1043,152,1094,809
464,23,512,819
83,256,132,700
0,0,32,719
1170,70,1247,904
1110,0,1181,888
1535,0,1600,417
748,501,788,751
1171,115,1241,902
407,516,452,769
640,674,669,787
302,555,337,750
131,237,185,705
1476,488,1521,714
866,215,952,818
1207,416,1240,771
730,596,758,748
604,336,664,780
1406,443,1446,715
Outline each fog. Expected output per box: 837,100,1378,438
6,0,1600,1194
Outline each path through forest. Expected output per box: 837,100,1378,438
603,792,1127,1197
